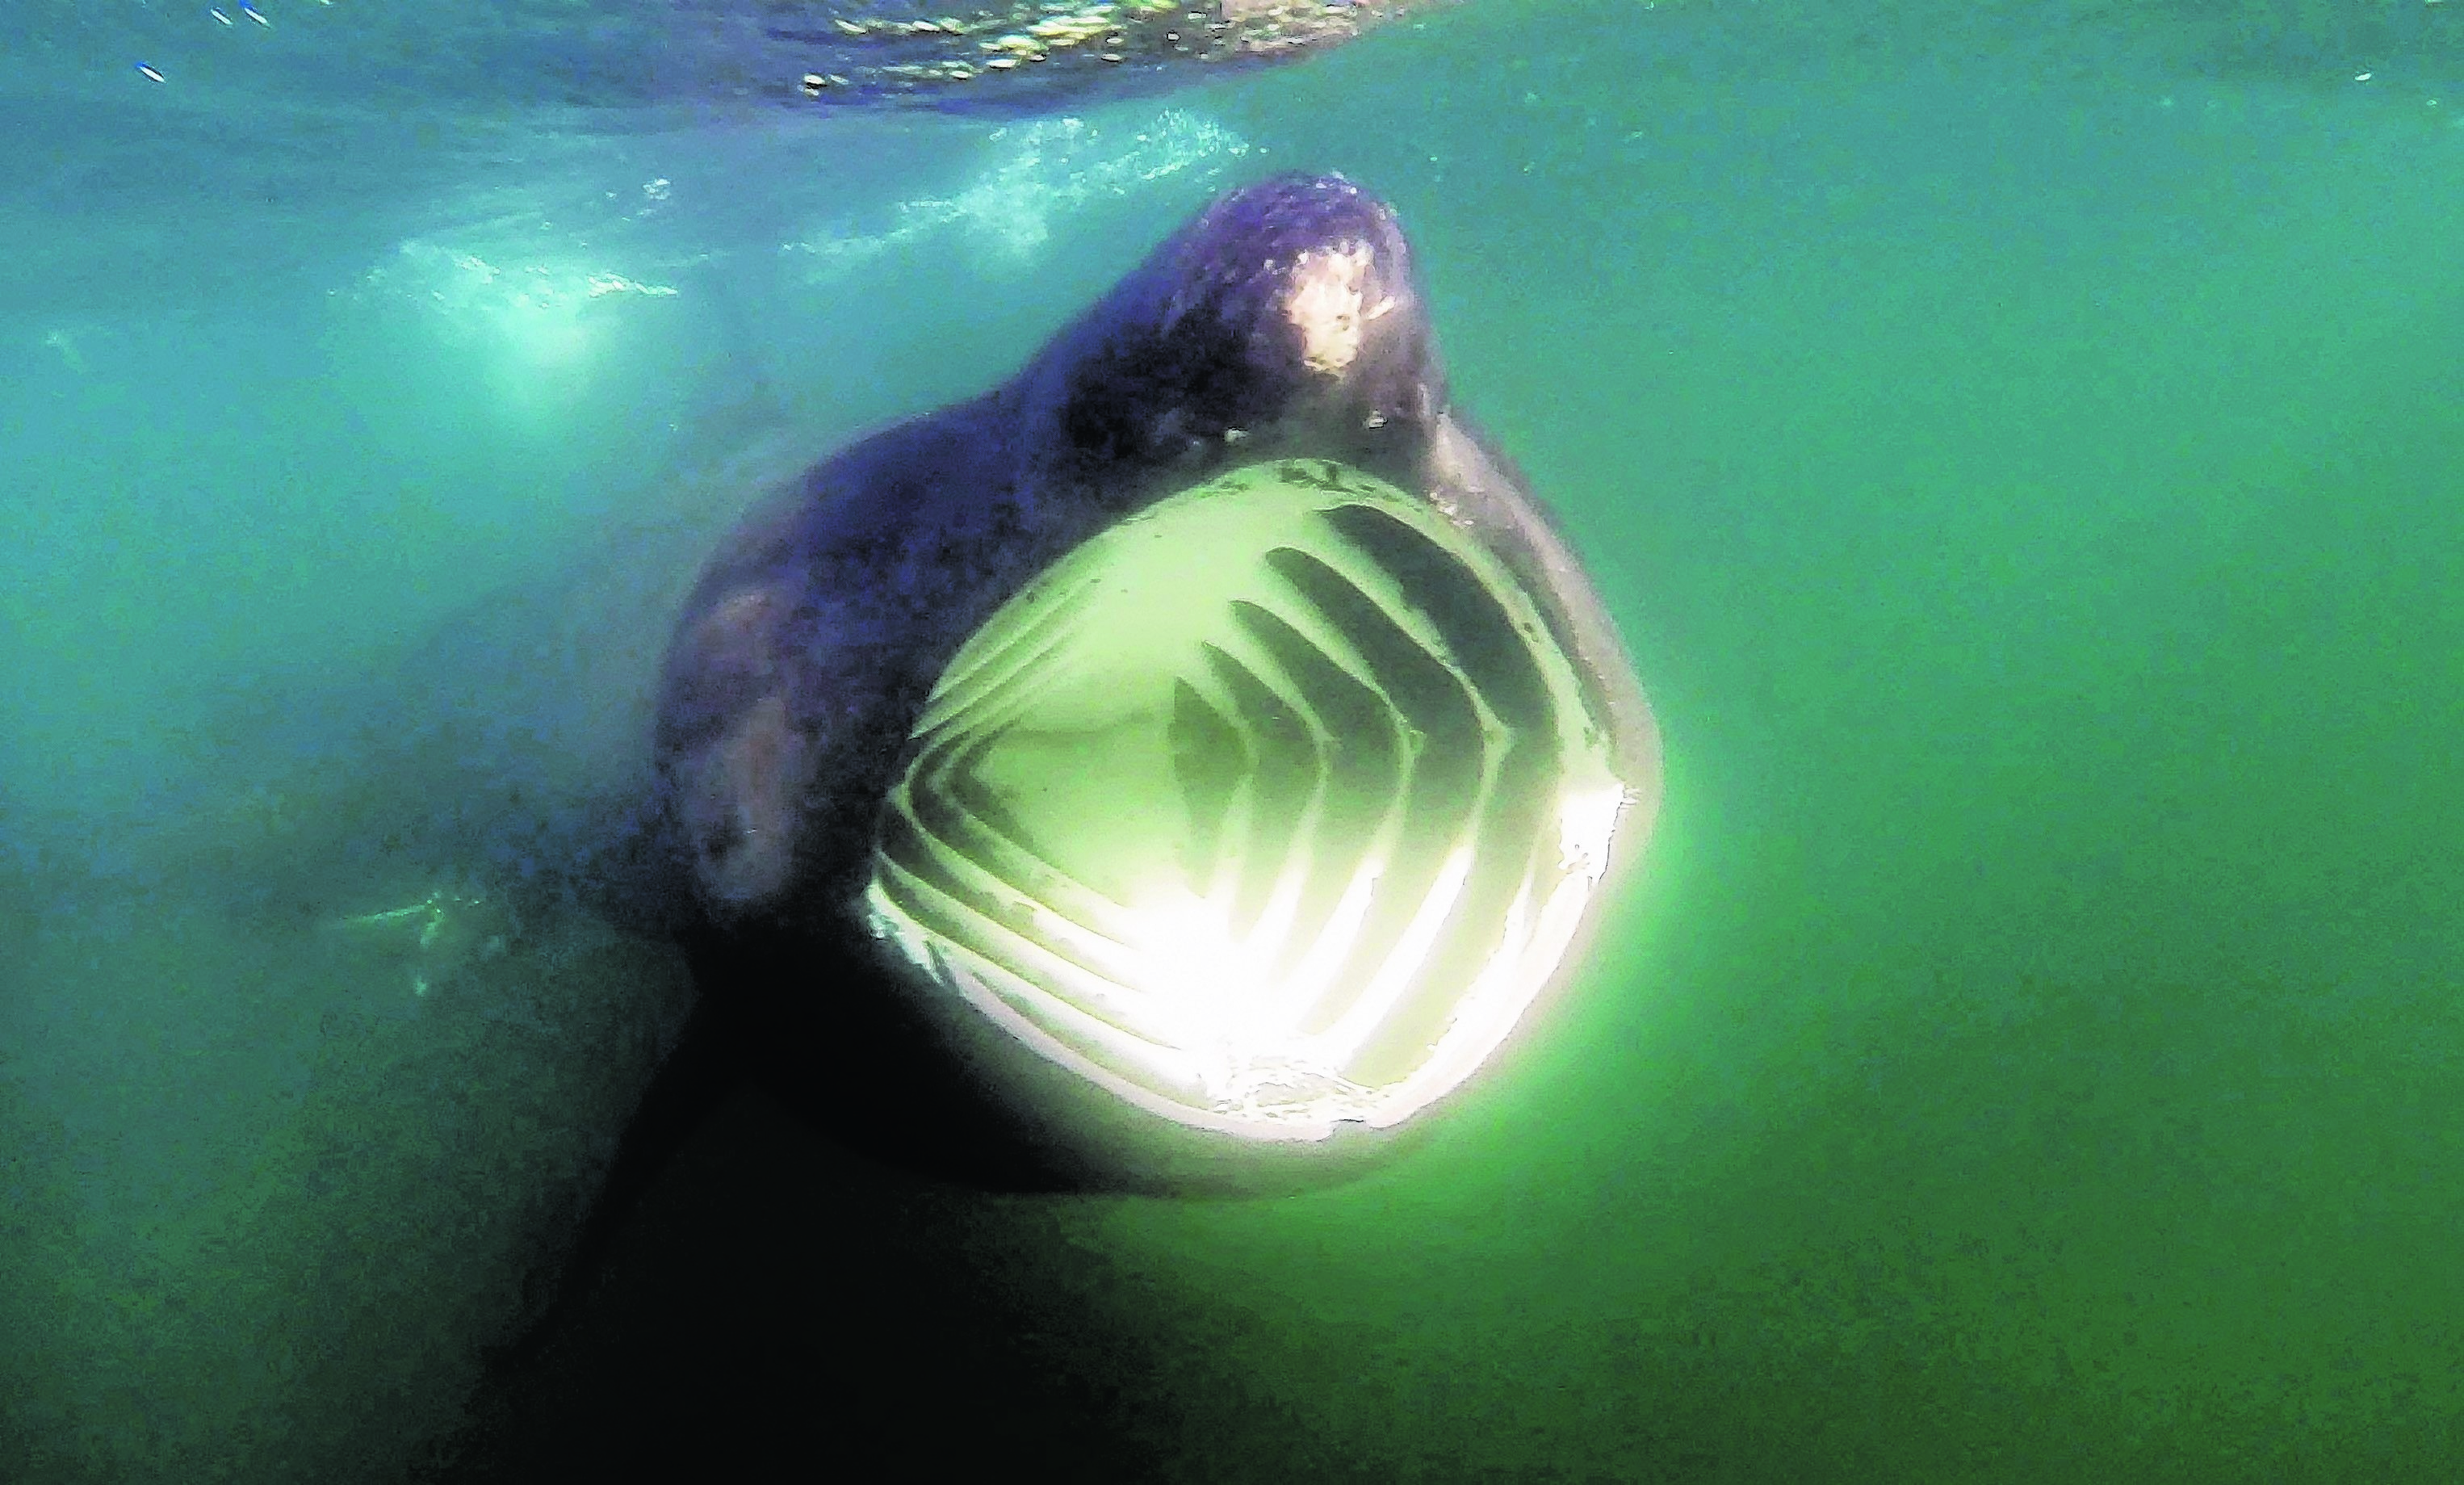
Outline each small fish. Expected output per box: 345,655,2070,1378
325,883,517,997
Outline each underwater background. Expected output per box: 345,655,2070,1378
6,0,2464,1479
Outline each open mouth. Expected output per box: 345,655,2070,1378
862,459,1638,1143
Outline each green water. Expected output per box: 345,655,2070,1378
6,2,2464,1479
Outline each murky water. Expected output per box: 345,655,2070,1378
5,2,2463,1479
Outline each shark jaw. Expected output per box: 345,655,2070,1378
861,459,1639,1146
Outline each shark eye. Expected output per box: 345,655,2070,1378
861,459,1644,1160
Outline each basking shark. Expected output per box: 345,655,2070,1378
136,172,1657,1378
482,171,1662,1344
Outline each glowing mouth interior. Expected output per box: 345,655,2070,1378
863,459,1632,1142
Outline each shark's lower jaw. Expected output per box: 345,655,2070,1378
862,459,1637,1147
